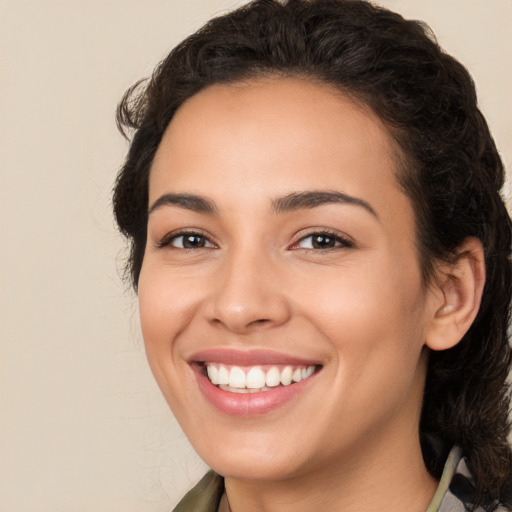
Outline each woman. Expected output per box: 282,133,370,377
113,0,512,510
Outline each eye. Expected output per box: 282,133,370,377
158,231,216,249
292,231,353,250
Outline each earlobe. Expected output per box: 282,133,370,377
425,238,486,351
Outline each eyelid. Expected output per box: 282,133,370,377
156,228,218,249
154,227,353,251
289,228,354,250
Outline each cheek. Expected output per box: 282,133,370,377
137,265,202,412
138,263,197,354
296,252,427,368
303,262,428,426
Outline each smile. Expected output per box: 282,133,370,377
205,363,317,393
190,349,322,415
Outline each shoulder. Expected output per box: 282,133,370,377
436,448,511,512
172,471,224,512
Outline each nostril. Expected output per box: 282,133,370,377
249,318,272,328
210,316,273,332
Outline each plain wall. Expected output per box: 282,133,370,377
1,1,510,511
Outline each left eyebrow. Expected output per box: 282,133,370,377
148,193,218,215
271,190,378,219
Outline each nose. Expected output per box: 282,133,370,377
204,248,291,334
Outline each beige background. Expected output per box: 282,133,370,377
0,1,510,511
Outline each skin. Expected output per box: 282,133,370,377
138,77,477,512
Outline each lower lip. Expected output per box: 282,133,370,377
193,366,317,416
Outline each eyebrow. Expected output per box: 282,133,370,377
148,193,218,215
271,190,378,218
148,190,377,218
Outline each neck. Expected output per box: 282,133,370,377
223,427,437,512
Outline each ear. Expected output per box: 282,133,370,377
425,237,486,351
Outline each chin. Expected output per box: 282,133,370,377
190,428,310,481
207,453,303,481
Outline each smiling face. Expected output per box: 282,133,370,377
138,77,439,482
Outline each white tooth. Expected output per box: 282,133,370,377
218,365,230,385
280,366,293,386
246,367,266,389
304,365,315,378
292,368,302,382
207,365,219,385
301,367,308,379
219,384,267,394
266,366,281,387
227,386,250,393
229,366,246,389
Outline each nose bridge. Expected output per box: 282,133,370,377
207,243,290,333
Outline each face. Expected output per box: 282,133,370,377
139,77,438,481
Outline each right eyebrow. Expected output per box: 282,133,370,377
148,193,218,215
271,190,378,219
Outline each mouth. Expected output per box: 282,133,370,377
189,349,323,416
201,362,319,393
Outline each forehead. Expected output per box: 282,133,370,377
149,77,409,222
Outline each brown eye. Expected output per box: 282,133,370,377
179,234,209,249
294,232,353,250
311,234,337,249
159,232,215,249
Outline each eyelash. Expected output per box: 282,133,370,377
291,230,354,251
156,230,216,250
156,229,354,251
157,229,354,252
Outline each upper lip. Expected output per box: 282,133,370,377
189,348,322,367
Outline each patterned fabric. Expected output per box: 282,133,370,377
172,446,508,512
429,447,509,512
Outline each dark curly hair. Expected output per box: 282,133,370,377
113,0,512,508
